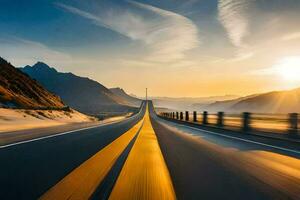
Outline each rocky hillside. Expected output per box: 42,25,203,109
0,57,64,109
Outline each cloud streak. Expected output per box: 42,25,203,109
57,1,199,63
218,0,252,47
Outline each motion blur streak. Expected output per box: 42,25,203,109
40,119,144,200
234,151,300,198
159,121,300,199
109,104,176,200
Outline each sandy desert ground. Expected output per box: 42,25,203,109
0,108,97,133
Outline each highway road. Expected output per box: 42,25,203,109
1,101,300,199
0,103,146,199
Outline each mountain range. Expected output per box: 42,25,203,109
0,57,64,109
151,95,240,111
2,56,299,114
20,62,141,114
151,88,300,114
195,88,300,114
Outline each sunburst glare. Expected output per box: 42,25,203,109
275,57,300,81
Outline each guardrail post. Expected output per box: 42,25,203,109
203,111,208,125
289,113,298,135
242,112,251,132
185,111,189,121
217,112,224,127
193,111,197,122
176,112,179,119
180,112,183,120
172,112,175,119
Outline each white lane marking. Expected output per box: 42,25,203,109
0,104,145,149
159,118,300,155
0,121,117,149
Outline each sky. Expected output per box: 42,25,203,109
1,0,300,97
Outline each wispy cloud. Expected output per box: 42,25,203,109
57,1,199,64
218,0,252,47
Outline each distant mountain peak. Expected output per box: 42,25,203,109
31,62,57,73
110,87,141,107
110,87,125,93
33,61,49,67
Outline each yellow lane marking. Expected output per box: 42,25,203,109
40,119,144,200
109,105,176,200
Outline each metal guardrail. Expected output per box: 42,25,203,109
160,111,299,136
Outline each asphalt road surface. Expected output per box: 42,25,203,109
0,102,146,199
0,101,299,200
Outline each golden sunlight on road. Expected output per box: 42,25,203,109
235,151,300,198
161,123,300,199
40,119,144,200
109,105,176,200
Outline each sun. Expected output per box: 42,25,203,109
275,57,300,81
